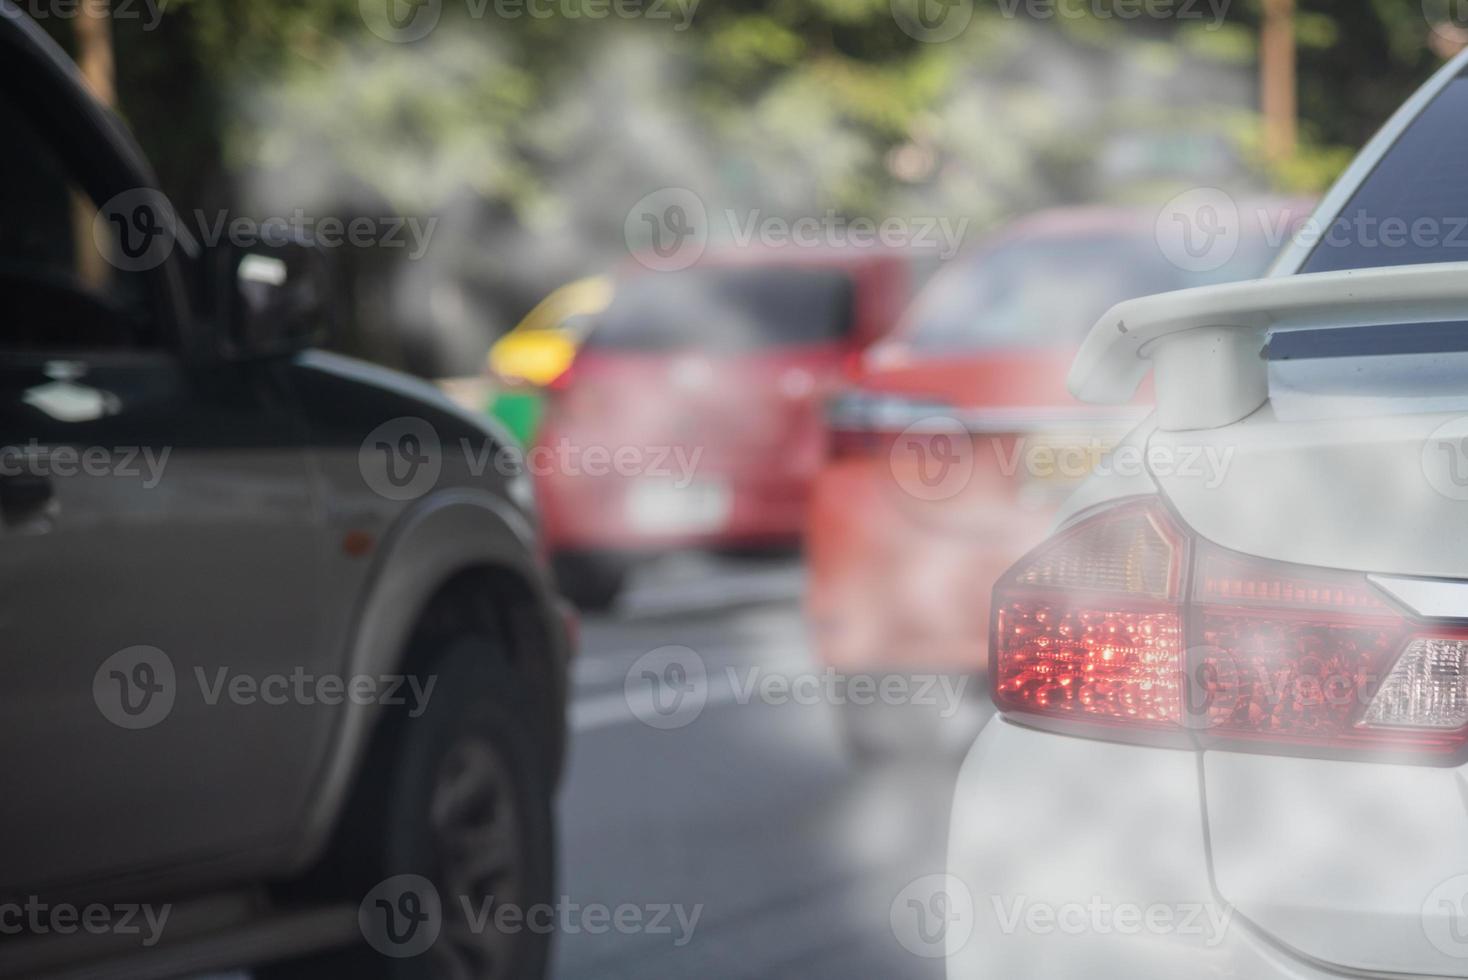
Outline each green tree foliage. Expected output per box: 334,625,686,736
64,0,1461,369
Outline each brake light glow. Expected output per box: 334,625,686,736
994,502,1185,729
995,603,1183,726
991,497,1468,761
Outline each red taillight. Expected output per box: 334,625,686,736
991,497,1468,761
994,501,1188,732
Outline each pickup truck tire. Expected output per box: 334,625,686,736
552,551,629,612
261,637,555,979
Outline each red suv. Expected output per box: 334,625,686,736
806,204,1309,754
537,250,909,609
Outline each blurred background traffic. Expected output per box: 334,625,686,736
33,0,1468,975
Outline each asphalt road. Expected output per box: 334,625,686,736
553,554,984,980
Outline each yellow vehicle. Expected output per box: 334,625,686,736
490,275,613,385
486,275,613,443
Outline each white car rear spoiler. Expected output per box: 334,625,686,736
1068,262,1468,431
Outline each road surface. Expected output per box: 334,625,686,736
554,554,984,979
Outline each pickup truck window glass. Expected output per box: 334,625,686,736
0,94,152,349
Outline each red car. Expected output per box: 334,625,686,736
805,204,1310,753
536,249,909,609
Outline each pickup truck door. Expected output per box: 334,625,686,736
0,354,333,891
0,31,333,893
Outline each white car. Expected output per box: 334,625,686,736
949,47,1468,978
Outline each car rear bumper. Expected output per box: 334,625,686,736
947,718,1463,979
537,469,809,551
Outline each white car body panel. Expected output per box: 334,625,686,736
950,43,1468,980
1151,405,1468,578
1203,750,1468,977
948,721,1353,979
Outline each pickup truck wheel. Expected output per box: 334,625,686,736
262,638,554,980
552,551,629,612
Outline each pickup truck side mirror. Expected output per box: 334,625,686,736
208,237,331,358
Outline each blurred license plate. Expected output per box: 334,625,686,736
626,480,732,533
